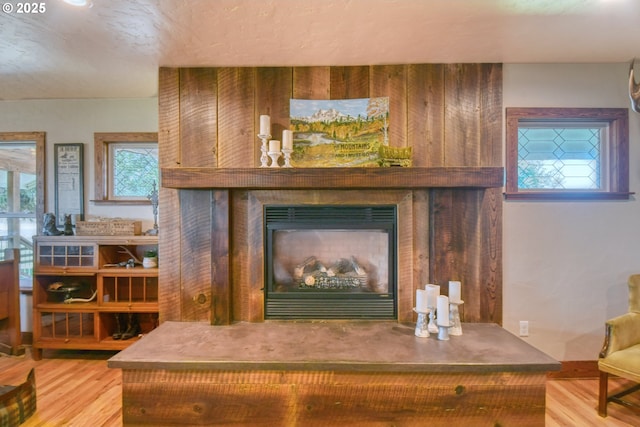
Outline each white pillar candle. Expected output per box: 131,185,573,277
268,140,281,152
416,289,429,312
259,115,271,136
437,295,450,326
282,130,293,150
425,284,440,308
449,280,462,303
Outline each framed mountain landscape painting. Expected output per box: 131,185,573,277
289,97,409,167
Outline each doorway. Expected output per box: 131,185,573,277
0,132,45,334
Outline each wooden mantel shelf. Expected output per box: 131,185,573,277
161,167,504,190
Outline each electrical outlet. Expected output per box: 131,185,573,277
519,320,529,337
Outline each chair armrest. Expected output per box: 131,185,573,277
599,312,640,358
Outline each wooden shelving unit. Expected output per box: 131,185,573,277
31,235,158,360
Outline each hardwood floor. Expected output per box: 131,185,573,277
0,349,122,426
1,349,639,426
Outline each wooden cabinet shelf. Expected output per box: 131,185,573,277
32,235,159,359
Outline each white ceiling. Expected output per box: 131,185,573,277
1,0,639,100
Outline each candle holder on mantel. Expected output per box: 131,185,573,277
449,300,464,336
268,151,282,168
258,133,271,167
413,308,430,338
281,148,293,168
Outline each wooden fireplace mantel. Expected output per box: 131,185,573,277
161,166,504,190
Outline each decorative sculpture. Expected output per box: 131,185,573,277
42,213,63,236
630,59,640,113
145,181,159,236
63,214,74,236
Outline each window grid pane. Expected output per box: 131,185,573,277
517,126,604,191
111,144,158,198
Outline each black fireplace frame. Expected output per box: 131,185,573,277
264,205,397,319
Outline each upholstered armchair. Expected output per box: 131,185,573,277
598,274,640,417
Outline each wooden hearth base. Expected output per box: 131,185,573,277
108,321,560,426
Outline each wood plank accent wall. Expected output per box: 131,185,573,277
158,64,503,324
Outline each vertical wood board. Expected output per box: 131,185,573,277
158,67,182,322
479,187,503,323
293,66,331,99
412,190,430,293
479,63,503,167
179,68,218,167
217,68,255,168
211,190,231,324
370,65,407,148
408,64,445,167
256,67,293,163
444,64,483,166
179,190,214,322
230,191,250,322
330,66,370,99
231,190,265,322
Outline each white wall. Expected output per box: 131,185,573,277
0,98,158,229
503,63,640,360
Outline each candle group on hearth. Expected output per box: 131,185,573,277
415,281,462,327
415,281,464,339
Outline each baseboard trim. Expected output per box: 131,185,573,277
547,360,599,379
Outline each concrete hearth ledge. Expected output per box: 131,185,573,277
108,321,560,373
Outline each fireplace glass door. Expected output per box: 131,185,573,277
265,205,397,319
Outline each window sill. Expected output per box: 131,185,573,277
504,191,634,201
90,199,151,205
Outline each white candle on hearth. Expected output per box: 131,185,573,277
269,140,280,153
425,284,440,308
416,289,429,312
260,115,271,136
282,130,293,150
449,280,462,303
437,295,450,326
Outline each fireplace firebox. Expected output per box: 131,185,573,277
264,205,397,319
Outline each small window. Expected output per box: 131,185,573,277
505,108,630,200
94,132,158,203
108,142,158,199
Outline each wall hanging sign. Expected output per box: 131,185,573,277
54,143,84,227
289,97,409,167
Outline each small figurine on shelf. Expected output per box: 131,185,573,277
145,181,159,236
63,214,74,236
42,213,63,236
